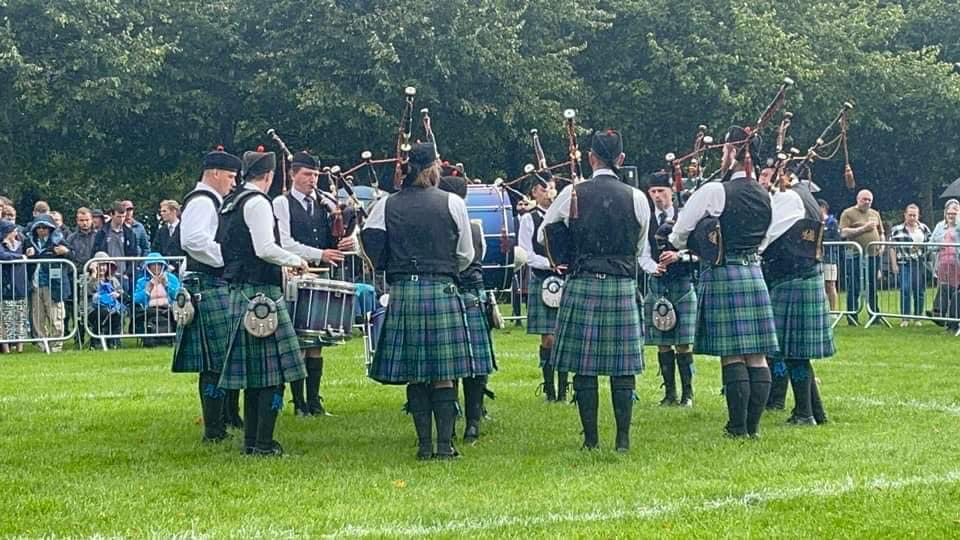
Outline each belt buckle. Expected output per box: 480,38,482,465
193,293,203,303
595,273,607,280
410,275,419,282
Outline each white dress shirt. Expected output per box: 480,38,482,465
179,182,224,270
668,171,751,249
638,205,677,275
241,182,304,268
273,187,327,263
759,188,805,253
518,207,552,271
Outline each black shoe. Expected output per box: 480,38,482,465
244,446,255,455
723,427,748,439
201,433,231,444
252,440,284,456
659,395,678,407
463,421,480,443
786,414,817,426
557,372,570,403
308,397,328,416
293,403,312,417
536,382,556,402
679,395,693,408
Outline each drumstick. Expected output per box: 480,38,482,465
306,267,332,274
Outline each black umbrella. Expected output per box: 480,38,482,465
940,177,960,200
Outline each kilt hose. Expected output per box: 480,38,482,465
694,262,779,357
552,274,644,377
526,273,559,336
218,283,306,390
369,277,476,384
769,270,836,360
172,274,233,374
643,275,697,346
462,288,497,373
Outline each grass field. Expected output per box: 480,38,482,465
2,324,960,538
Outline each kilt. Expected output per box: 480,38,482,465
171,274,233,373
462,288,497,374
552,274,644,376
218,283,306,390
369,277,474,384
769,271,836,360
643,275,697,346
526,273,558,335
695,262,779,357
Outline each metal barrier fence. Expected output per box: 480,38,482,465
863,241,960,334
824,241,865,328
0,258,79,353
81,255,187,350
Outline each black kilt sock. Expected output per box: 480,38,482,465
767,360,788,410
677,351,694,404
243,388,260,452
809,366,828,423
431,386,460,458
199,371,226,441
254,385,284,454
786,359,814,419
223,389,243,429
539,347,556,401
721,363,750,436
462,376,487,442
573,374,599,448
611,375,635,452
290,379,308,414
557,371,570,402
406,383,433,459
746,366,772,436
305,356,324,413
658,350,677,404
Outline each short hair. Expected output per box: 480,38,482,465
160,200,180,213
249,172,272,184
111,201,126,215
76,207,92,217
0,195,12,206
33,200,50,213
817,199,829,211
49,210,62,221
904,203,920,213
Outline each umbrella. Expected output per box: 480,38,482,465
939,177,960,200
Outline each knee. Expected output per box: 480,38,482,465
431,379,454,389
675,344,691,354
610,375,635,390
744,354,768,368
572,374,598,391
542,335,555,349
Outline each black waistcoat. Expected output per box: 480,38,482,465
649,206,692,280
173,189,223,278
529,208,560,280
569,175,641,277
764,184,824,281
384,186,459,280
719,177,771,253
459,221,485,289
218,189,283,286
286,192,335,250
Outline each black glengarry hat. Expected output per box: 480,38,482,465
291,150,320,170
242,146,276,180
437,175,467,199
590,129,624,165
646,171,672,189
203,146,242,172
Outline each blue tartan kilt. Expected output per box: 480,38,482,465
218,283,306,390
552,274,644,377
369,277,475,384
643,275,697,346
172,274,232,374
695,262,779,357
769,271,836,360
526,273,558,335
462,289,497,374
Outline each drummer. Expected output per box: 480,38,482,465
273,150,355,417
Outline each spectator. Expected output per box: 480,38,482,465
930,199,960,331
121,200,150,256
93,201,139,282
86,251,127,349
24,213,71,352
91,208,106,230
66,208,98,270
839,189,885,325
889,204,932,326
0,220,29,353
132,252,180,346
151,199,181,257
1,204,15,223
32,201,50,219
50,210,71,236
819,199,840,312
0,195,12,207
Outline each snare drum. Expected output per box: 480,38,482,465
288,277,356,345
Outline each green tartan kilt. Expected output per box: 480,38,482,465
552,275,644,376
643,275,697,346
369,277,475,384
694,262,779,357
218,283,306,390
171,274,233,373
769,271,836,360
526,273,559,335
462,289,497,374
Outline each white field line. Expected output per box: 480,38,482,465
834,395,960,415
326,469,960,538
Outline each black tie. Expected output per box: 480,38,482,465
305,197,314,216
658,212,667,226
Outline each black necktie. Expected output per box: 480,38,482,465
304,197,314,216
658,212,667,226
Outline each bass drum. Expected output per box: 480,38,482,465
465,184,516,292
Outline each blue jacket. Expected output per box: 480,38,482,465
133,271,181,308
0,239,29,300
25,215,73,302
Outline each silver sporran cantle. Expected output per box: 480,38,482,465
172,288,195,326
244,293,279,338
540,275,564,309
652,296,677,332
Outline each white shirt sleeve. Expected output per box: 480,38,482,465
518,213,551,270
179,196,223,269
449,195,475,271
273,195,327,263
362,196,387,232
668,182,726,249
537,184,572,245
760,190,805,253
243,195,304,267
633,188,653,272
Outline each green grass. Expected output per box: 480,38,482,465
2,325,960,538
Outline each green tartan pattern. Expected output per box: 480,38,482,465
171,274,233,373
369,278,474,384
694,262,779,357
769,271,836,360
526,273,558,335
218,283,306,389
552,275,644,376
643,276,697,346
462,289,497,374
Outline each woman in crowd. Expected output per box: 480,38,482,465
930,200,960,332
87,251,128,349
0,220,29,353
